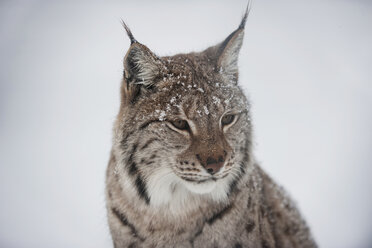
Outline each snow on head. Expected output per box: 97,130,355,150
155,109,167,121
212,96,221,105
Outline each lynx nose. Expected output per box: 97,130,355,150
205,156,225,175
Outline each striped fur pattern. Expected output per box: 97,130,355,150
106,8,317,248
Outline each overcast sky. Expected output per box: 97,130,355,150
0,1,371,247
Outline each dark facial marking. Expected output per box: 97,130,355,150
228,153,248,196
140,138,158,150
127,144,137,163
120,130,135,150
127,144,138,175
139,119,159,130
228,163,245,196
135,175,150,204
128,162,138,175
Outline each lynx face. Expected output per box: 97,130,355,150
112,16,252,209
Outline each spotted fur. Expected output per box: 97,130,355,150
106,6,317,248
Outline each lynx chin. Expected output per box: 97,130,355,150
105,6,317,248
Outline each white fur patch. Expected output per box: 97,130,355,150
146,166,232,215
146,167,179,206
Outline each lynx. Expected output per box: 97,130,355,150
106,7,316,248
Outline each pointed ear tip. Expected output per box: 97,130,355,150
239,1,251,30
121,20,137,44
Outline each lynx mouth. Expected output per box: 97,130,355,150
178,171,229,185
180,177,217,184
180,178,218,194
174,165,230,194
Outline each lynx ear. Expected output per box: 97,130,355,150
121,22,163,103
124,42,162,87
212,5,250,81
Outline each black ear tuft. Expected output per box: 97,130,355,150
121,20,137,44
239,1,252,30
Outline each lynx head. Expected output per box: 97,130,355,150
112,8,252,210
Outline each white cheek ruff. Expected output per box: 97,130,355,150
146,167,179,206
145,167,233,214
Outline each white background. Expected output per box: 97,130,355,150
0,0,371,247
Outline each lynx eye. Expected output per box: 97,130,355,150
221,114,235,126
171,119,190,131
